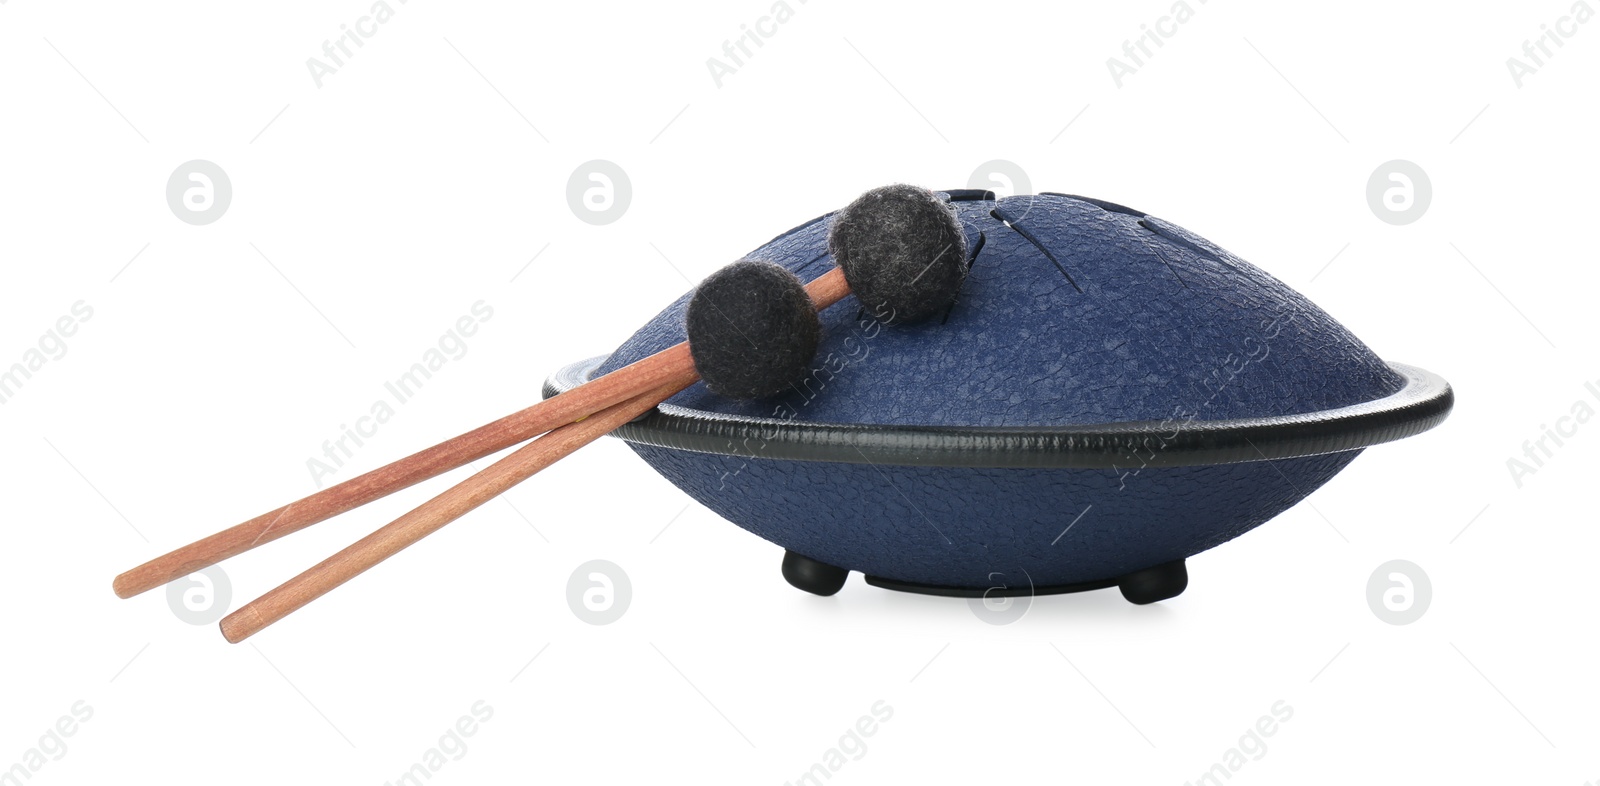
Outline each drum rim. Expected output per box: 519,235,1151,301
542,356,1453,469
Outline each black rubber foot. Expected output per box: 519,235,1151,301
782,550,849,596
1118,559,1187,605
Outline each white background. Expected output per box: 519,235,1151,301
2,0,1596,783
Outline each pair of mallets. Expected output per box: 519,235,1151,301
112,184,969,642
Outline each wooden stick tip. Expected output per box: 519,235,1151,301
218,608,261,644
112,572,141,599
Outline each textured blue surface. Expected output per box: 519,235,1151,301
593,193,1400,587
599,194,1403,425
634,443,1360,587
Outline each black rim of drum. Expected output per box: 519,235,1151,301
543,356,1453,469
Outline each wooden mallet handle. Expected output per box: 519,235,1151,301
115,266,851,600
111,341,691,598
218,378,688,643
218,266,854,642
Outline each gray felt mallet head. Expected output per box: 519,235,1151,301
827,184,969,325
687,184,968,400
686,259,822,400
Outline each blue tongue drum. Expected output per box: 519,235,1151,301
550,188,1452,603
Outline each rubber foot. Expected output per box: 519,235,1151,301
1118,559,1188,605
782,550,849,596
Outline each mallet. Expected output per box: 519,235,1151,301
113,184,969,639
218,258,842,641
218,184,970,641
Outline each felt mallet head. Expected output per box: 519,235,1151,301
827,184,968,324
686,259,822,400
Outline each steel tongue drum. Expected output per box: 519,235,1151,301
546,186,1453,604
